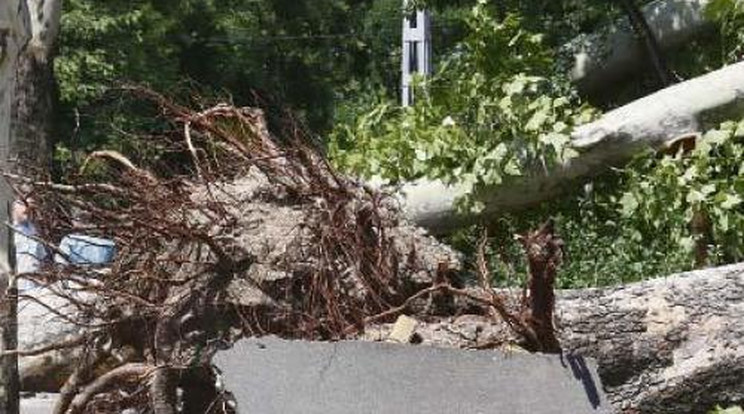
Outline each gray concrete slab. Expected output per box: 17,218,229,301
214,337,610,414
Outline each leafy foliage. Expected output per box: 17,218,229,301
330,1,596,212
329,0,744,289
710,405,744,414
54,0,405,160
449,179,692,290
706,0,744,63
618,119,744,265
466,118,744,289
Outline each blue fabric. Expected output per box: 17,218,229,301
56,234,116,265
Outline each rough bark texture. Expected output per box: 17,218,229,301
12,162,744,413
11,170,461,392
0,2,30,413
399,61,744,233
0,284,18,414
149,369,177,414
566,0,713,97
0,2,59,412
520,221,562,353
11,52,53,170
10,0,59,170
557,263,744,414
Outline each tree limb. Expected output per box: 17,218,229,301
396,61,744,233
66,363,155,414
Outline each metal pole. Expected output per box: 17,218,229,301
402,2,432,107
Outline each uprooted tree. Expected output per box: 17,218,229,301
8,89,566,413
7,88,744,413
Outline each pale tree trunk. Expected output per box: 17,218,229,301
0,1,60,413
397,61,744,233
555,263,744,413
566,0,714,97
394,263,744,413
11,0,60,171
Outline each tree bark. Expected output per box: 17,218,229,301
11,0,60,171
150,369,177,414
11,48,54,171
388,262,744,413
556,262,744,413
0,2,59,413
616,0,674,87
566,0,714,97
0,3,31,413
397,61,744,233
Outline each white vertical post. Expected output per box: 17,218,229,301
402,2,432,107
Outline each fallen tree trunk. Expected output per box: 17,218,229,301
9,90,744,413
556,262,744,413
399,61,744,232
366,262,744,413
566,0,715,97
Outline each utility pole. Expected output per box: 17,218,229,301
401,1,432,107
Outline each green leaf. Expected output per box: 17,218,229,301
701,183,717,196
620,193,639,216
553,97,569,108
735,120,744,137
713,406,744,414
503,158,521,176
540,132,570,151
525,110,548,131
503,77,527,95
703,129,731,146
679,236,696,252
553,121,569,133
687,189,705,205
720,193,742,209
561,147,580,162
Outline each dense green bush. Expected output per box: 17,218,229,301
707,0,744,64
619,119,744,265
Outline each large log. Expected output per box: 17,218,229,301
557,262,744,413
398,61,744,232
566,0,715,97
18,242,744,413
368,263,744,413
13,158,744,413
